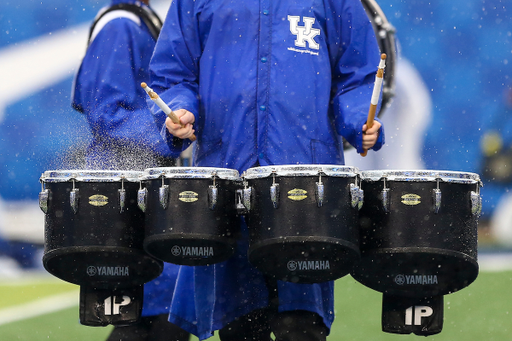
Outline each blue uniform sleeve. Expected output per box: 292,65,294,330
72,17,177,157
330,0,385,153
147,0,202,153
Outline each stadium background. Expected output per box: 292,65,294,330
0,0,511,339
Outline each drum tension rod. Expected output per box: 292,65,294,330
270,171,280,209
316,171,324,208
119,176,127,213
433,178,441,214
138,181,148,212
208,172,218,211
159,174,170,210
70,178,79,214
381,176,390,213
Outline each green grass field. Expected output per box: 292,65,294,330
0,269,510,341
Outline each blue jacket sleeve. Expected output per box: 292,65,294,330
72,17,176,157
330,0,385,153
147,0,202,153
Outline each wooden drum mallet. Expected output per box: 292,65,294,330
361,53,386,157
141,82,197,142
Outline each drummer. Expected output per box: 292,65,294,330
147,1,385,340
71,0,189,340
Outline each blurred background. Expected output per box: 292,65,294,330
0,0,511,339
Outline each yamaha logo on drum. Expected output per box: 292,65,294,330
287,260,298,271
287,188,308,201
171,245,181,256
395,274,439,285
87,266,97,276
179,191,199,202
87,266,129,277
171,245,214,257
401,193,421,206
287,260,330,271
89,194,109,207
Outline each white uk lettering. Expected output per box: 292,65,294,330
288,15,320,50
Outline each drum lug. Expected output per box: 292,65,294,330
159,185,170,210
471,191,482,216
119,188,126,213
138,187,148,212
315,182,324,207
118,178,127,213
358,188,364,210
270,183,280,209
381,188,390,213
432,188,442,214
350,184,360,209
208,185,218,211
70,188,80,214
39,189,49,214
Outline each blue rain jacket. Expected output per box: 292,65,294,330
71,0,179,318
148,0,385,338
72,0,180,170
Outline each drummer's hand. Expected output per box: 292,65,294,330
362,121,381,150
165,109,195,140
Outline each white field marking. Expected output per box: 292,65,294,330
0,290,78,326
478,253,512,272
0,0,170,123
0,23,89,121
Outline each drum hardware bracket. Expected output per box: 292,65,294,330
207,173,219,211
39,181,49,214
380,177,390,213
138,182,148,212
471,182,482,216
358,186,364,210
236,182,253,214
315,172,324,207
350,183,362,209
432,178,442,214
159,175,170,210
70,179,80,214
270,172,280,209
119,177,126,213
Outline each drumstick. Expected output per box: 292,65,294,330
361,53,386,157
141,82,197,142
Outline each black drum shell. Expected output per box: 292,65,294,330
247,174,360,283
352,178,479,297
43,181,163,288
142,177,240,265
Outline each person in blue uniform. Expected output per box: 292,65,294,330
71,1,189,340
147,0,385,340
